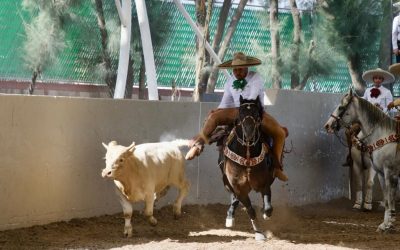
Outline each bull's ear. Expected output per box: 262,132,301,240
127,142,136,152
102,142,108,150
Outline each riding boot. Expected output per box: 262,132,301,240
274,167,288,182
185,108,238,161
185,135,206,160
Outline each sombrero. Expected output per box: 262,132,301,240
218,52,261,69
362,68,395,84
389,63,400,76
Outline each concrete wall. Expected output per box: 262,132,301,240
0,90,347,230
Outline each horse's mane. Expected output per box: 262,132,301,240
356,96,396,130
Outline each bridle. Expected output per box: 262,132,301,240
236,102,261,147
329,94,353,131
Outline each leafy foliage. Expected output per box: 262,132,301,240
21,0,82,74
316,0,382,67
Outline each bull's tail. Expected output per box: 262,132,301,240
170,139,191,148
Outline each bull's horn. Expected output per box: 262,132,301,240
127,141,136,152
102,142,108,150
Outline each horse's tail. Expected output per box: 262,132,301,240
170,139,191,148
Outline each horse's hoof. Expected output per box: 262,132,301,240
262,213,271,220
225,218,235,228
363,203,372,211
376,222,395,233
255,231,266,241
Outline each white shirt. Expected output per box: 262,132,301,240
218,71,265,109
362,85,393,112
392,15,400,50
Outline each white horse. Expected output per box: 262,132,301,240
324,89,400,232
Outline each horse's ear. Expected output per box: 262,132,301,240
349,88,353,97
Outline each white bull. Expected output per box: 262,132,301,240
101,140,190,237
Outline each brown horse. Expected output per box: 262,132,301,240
220,96,275,241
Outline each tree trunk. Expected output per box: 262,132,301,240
125,56,134,99
193,0,207,102
290,0,301,89
270,0,282,89
347,55,365,95
28,71,38,95
94,0,115,98
211,0,231,61
206,0,248,93
138,52,146,99
295,40,315,90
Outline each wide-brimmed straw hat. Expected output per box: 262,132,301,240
362,68,395,84
218,52,261,69
389,63,400,77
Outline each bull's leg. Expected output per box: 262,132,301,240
173,178,189,219
144,192,157,226
226,193,240,228
262,187,273,220
116,190,133,238
237,194,266,241
363,166,376,211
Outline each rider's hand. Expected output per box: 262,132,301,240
387,102,395,110
394,48,399,56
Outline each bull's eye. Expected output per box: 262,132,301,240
119,158,124,163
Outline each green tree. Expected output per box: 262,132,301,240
21,0,81,94
316,0,383,94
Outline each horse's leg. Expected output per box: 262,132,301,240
363,161,375,211
377,168,398,232
261,186,273,220
377,172,386,208
226,193,240,228
352,148,363,210
237,194,266,241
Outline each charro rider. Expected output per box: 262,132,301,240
185,52,288,182
342,68,394,167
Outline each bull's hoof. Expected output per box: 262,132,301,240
173,205,182,219
124,226,133,238
225,217,235,228
148,216,158,226
255,231,266,241
352,203,362,210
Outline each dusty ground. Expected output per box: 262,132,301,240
1,198,400,250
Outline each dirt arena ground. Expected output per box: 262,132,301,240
0,198,399,250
